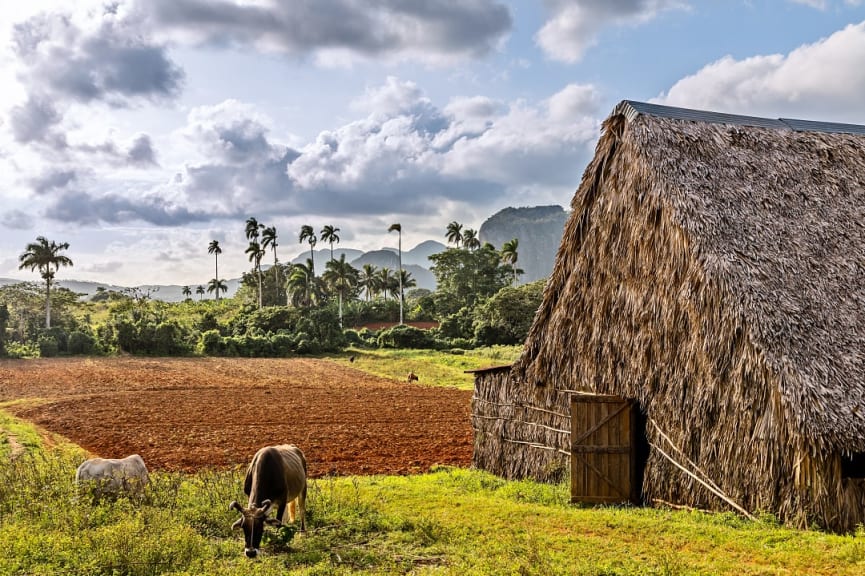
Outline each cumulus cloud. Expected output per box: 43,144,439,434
9,97,65,146
536,0,686,63
44,189,211,226
127,134,158,167
12,8,183,106
136,0,512,66
655,21,865,122
30,168,77,194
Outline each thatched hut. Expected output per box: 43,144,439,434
471,100,865,532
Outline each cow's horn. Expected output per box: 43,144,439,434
260,499,273,512
229,500,243,512
231,517,243,530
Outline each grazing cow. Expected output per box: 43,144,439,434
75,454,149,497
407,371,419,382
230,444,307,558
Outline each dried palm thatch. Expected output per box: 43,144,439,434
473,100,865,532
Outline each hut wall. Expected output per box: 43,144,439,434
504,114,865,531
472,367,571,482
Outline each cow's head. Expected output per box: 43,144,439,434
229,499,282,558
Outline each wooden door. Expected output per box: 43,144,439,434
570,393,637,504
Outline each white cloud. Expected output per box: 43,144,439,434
656,21,865,122
536,0,687,63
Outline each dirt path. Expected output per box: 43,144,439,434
0,357,473,477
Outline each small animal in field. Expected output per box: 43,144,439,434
230,444,307,558
407,371,419,382
349,355,356,363
75,454,149,497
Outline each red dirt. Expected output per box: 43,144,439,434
0,357,472,477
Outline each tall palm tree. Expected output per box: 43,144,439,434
207,240,222,301
245,241,266,308
299,225,317,276
446,221,463,248
388,223,403,324
320,225,340,263
18,236,73,328
359,263,379,301
261,225,280,303
207,278,227,299
323,254,358,328
182,285,192,300
462,228,480,251
501,238,520,285
196,285,206,300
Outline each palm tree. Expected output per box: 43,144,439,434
245,217,263,243
182,285,192,300
196,285,206,300
286,259,317,307
320,225,340,263
446,221,463,248
18,236,73,328
462,228,480,251
377,267,393,301
358,263,379,301
323,254,358,328
245,241,266,309
501,238,520,285
207,240,222,301
388,223,403,324
207,278,227,299
261,225,279,303
299,225,317,276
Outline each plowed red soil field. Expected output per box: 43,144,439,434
0,357,473,477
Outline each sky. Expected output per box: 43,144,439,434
2,0,865,287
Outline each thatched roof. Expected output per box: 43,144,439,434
516,100,865,452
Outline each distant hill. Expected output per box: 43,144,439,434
479,205,568,283
0,277,240,303
290,248,364,266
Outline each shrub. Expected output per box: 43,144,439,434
38,335,59,357
68,330,96,355
377,325,435,349
199,330,223,355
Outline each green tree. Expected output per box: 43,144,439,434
0,303,8,356
428,244,512,317
245,217,263,243
18,236,73,328
261,225,280,303
446,221,463,248
207,240,222,301
196,285,206,300
299,225,317,276
377,267,393,301
472,280,545,345
323,254,359,328
286,260,319,308
182,286,192,300
388,223,403,324
245,241,266,309
320,225,340,263
500,238,522,285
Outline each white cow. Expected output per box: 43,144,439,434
75,454,150,497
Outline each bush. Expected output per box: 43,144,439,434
38,335,59,357
472,280,545,346
68,331,96,355
377,325,436,349
199,330,223,355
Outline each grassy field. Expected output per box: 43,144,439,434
331,345,521,390
2,352,865,575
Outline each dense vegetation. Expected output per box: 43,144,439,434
2,223,543,358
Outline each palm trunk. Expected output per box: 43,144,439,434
215,255,220,301
45,275,52,329
257,263,263,308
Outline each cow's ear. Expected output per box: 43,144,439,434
229,500,243,512
265,517,282,526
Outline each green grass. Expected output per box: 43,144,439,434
2,412,864,575
329,345,521,390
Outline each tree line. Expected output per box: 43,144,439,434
1,221,536,358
